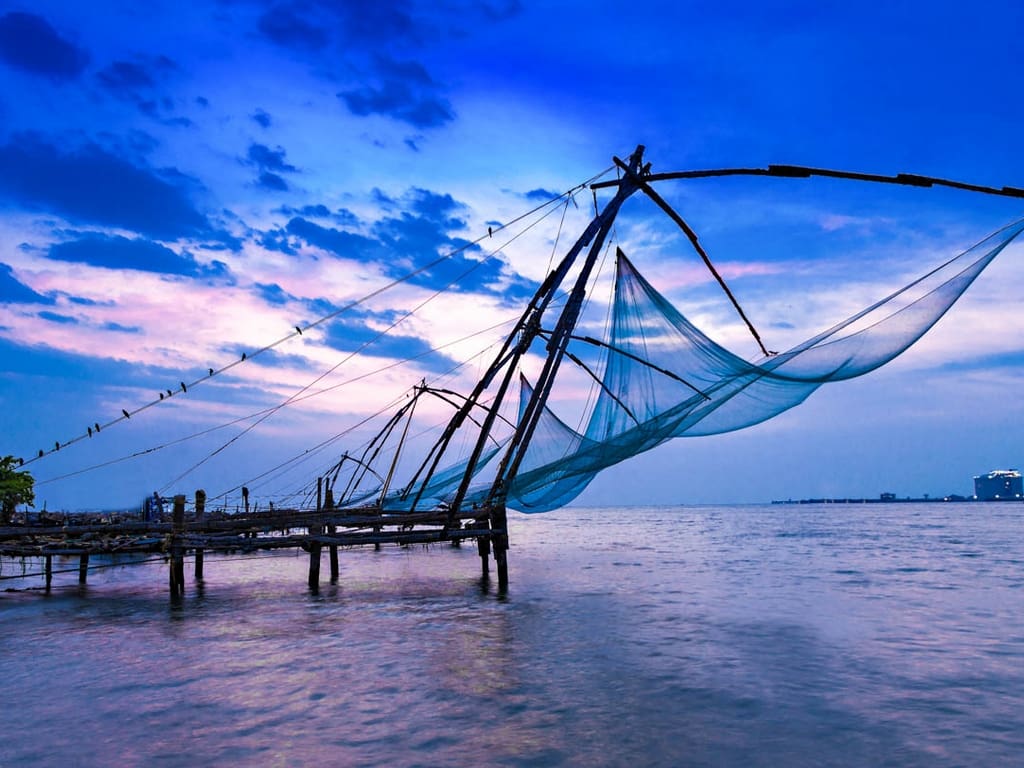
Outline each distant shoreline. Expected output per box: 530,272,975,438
769,496,1021,505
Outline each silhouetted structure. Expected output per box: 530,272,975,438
973,470,1023,501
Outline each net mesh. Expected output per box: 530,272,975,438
500,218,1024,512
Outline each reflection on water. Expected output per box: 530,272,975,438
1,503,1023,766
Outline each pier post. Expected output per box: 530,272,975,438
78,553,89,584
169,494,185,599
477,516,491,581
492,504,509,589
308,524,322,591
324,481,338,582
45,555,52,591
328,524,339,582
194,489,206,581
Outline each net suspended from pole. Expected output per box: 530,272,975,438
489,217,1024,512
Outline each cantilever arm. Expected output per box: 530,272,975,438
591,164,1024,198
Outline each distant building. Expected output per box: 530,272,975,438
973,470,1023,501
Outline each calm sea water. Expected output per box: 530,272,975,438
1,503,1022,767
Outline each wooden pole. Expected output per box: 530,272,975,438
45,555,52,591
308,524,322,591
328,524,339,582
324,480,338,582
477,520,490,581
170,494,185,599
194,489,205,581
492,504,509,590
78,553,89,584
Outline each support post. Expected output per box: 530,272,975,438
308,524,322,591
491,504,509,590
78,553,89,584
194,489,205,581
328,524,339,582
324,481,338,581
477,518,491,581
169,494,185,599
45,555,52,591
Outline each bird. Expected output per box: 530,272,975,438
180,381,187,393
488,226,493,238
166,389,173,397
55,442,60,451
208,368,214,376
241,352,247,360
94,423,100,433
88,426,93,437
122,409,131,419
38,449,43,458
159,393,164,400
295,326,302,335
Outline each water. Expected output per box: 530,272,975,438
2,503,1023,766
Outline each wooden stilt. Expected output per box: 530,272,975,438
78,553,89,584
45,555,52,591
323,482,338,581
477,523,491,581
328,525,339,582
169,494,185,599
492,504,509,589
308,524,322,591
194,489,206,581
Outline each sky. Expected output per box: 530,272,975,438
1,0,1023,511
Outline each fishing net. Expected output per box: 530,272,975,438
501,218,1024,512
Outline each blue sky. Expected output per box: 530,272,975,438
1,0,1023,511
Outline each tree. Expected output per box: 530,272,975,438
0,455,34,525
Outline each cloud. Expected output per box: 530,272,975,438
0,133,212,240
277,187,530,296
47,234,231,278
38,310,78,324
102,321,141,334
338,57,454,129
285,217,384,260
0,263,53,305
258,171,289,191
97,60,156,91
323,311,458,373
247,143,298,173
0,12,88,80
524,187,559,202
247,143,299,191
251,109,272,128
95,57,190,125
255,282,292,305
258,4,329,51
257,228,298,255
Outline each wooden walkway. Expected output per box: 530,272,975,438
0,492,506,598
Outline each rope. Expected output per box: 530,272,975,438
20,166,616,468
157,186,577,494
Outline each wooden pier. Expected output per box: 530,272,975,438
0,491,507,598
